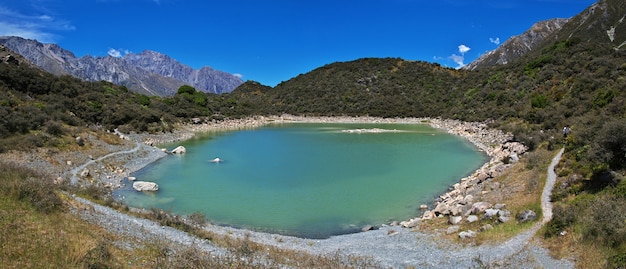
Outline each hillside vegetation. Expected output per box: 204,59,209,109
1,0,625,267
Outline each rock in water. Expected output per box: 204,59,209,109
171,146,186,154
209,157,223,163
133,181,159,192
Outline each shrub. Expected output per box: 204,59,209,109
44,120,64,136
582,195,626,247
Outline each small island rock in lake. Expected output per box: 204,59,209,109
209,157,223,163
133,181,159,192
171,146,186,154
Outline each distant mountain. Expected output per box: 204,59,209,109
0,36,243,96
464,18,569,70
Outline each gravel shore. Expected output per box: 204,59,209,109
6,116,574,268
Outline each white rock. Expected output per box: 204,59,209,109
459,230,477,239
449,215,463,225
128,176,137,181
133,181,159,192
466,215,479,223
171,146,186,154
209,157,223,163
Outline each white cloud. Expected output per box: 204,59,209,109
0,6,74,43
449,54,465,68
489,37,500,45
458,44,470,54
107,48,130,58
233,73,243,79
107,48,122,57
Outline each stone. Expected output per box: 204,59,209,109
361,225,376,232
449,215,463,225
171,146,186,154
466,215,479,223
76,136,85,146
132,181,159,192
479,224,494,232
400,218,421,228
66,160,72,166
494,203,506,209
433,203,451,216
498,210,511,218
128,176,137,181
469,202,492,215
517,210,537,223
498,216,511,223
450,205,464,216
482,208,499,220
421,210,435,220
459,230,477,239
80,168,90,178
419,204,428,210
446,225,460,235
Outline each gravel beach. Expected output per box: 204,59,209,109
6,116,574,268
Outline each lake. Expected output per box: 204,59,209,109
115,123,488,238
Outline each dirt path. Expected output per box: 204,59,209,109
541,147,564,224
67,143,142,184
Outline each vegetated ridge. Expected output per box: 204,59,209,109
0,36,243,96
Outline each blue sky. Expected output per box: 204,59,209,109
1,0,597,86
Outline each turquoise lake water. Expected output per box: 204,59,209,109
115,123,488,238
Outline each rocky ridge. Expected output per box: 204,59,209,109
464,18,569,70
0,36,243,96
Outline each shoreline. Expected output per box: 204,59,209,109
128,115,524,225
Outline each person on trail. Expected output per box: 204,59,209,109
563,126,571,138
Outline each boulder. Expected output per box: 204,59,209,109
479,224,494,232
400,218,421,228
469,202,492,215
128,176,137,181
171,146,186,154
466,215,479,223
361,225,376,232
482,208,499,220
421,210,435,220
446,225,460,235
449,215,463,225
76,136,85,146
433,203,451,216
459,230,477,239
133,181,159,192
498,216,511,223
450,205,464,216
517,210,537,223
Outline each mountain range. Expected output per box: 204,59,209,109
0,36,243,96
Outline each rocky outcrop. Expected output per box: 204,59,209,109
132,181,159,192
0,36,243,96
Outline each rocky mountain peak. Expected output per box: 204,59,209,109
464,18,569,70
0,36,243,96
